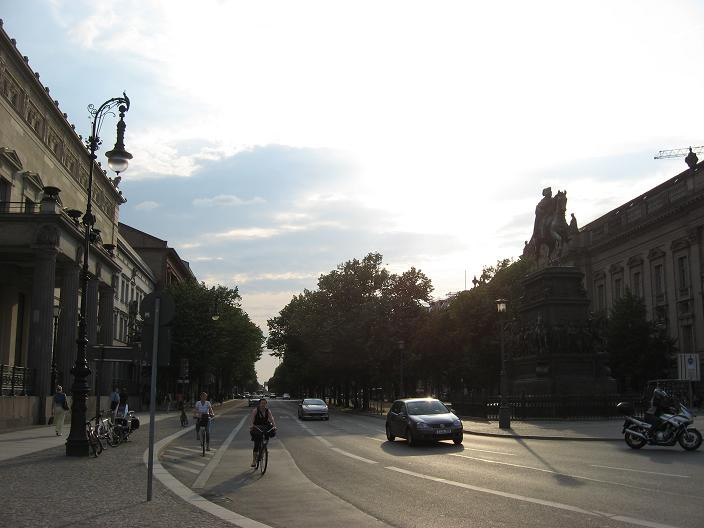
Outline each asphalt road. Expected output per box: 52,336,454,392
160,400,704,528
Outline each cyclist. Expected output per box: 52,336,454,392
194,392,215,450
249,397,276,467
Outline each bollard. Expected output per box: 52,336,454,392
498,404,511,429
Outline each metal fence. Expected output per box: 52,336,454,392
0,365,34,396
0,201,40,214
452,394,647,420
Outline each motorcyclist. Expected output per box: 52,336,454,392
646,388,674,431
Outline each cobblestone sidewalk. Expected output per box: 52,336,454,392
0,402,244,528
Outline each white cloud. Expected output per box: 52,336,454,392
193,194,265,207
134,200,159,211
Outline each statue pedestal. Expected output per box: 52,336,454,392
509,266,616,396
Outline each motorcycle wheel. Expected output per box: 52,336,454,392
678,428,702,451
624,429,647,449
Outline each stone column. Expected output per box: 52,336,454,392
28,248,57,424
98,284,115,346
56,262,80,389
86,276,99,346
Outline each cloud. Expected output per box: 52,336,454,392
134,200,159,211
193,194,266,207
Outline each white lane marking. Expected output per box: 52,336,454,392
461,448,515,456
193,415,248,489
330,447,378,464
162,462,200,475
365,436,384,442
144,420,273,528
450,454,691,496
171,446,215,454
590,465,690,478
161,454,207,467
385,466,683,528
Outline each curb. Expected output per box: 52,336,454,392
463,429,622,441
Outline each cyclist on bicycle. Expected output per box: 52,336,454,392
249,398,276,467
194,392,215,450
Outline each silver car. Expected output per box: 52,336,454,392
298,398,329,420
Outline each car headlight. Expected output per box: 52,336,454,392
415,421,431,429
453,420,462,427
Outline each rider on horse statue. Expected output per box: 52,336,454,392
524,186,570,266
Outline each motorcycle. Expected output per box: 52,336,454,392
617,401,702,451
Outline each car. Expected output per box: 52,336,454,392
385,398,463,446
282,393,290,400
248,394,262,407
270,393,277,399
298,398,329,420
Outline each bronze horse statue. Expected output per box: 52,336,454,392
525,190,570,266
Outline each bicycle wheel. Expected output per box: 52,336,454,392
180,413,188,427
259,445,268,475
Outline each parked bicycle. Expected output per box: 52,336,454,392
251,424,275,474
85,420,103,457
94,412,120,447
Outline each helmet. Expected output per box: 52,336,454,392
652,388,668,404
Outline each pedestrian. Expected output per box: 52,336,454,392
53,385,69,436
110,386,120,414
117,387,129,417
165,392,172,412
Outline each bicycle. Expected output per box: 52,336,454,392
179,404,188,427
85,420,103,457
197,415,213,456
95,412,119,447
252,425,275,474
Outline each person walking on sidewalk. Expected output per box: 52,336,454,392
53,386,69,436
110,386,120,414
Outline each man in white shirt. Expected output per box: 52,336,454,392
193,392,214,450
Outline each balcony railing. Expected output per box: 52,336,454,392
0,365,34,396
0,201,41,214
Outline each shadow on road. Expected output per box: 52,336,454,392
514,436,584,488
380,439,465,457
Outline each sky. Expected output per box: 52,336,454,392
2,0,702,382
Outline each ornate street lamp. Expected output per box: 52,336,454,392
66,94,132,456
51,305,61,395
495,298,511,429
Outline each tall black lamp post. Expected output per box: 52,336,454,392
495,298,511,429
51,305,61,395
66,94,132,456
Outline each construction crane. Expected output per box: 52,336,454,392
654,145,703,169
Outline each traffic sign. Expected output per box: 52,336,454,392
678,353,700,381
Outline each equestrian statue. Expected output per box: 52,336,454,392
523,187,571,267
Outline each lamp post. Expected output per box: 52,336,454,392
398,340,405,399
51,305,61,395
66,94,132,457
495,298,511,429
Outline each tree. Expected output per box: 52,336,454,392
167,281,263,399
606,290,674,393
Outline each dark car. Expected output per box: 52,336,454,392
385,398,463,446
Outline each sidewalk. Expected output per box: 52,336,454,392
0,410,174,461
0,399,245,528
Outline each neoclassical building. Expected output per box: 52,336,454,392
574,158,704,372
0,21,193,426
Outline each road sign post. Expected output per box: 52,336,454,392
142,290,174,502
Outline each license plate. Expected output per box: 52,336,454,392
436,429,450,434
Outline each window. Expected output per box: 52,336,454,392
654,264,664,296
113,312,118,340
632,271,642,298
614,278,622,301
681,325,694,354
596,283,605,311
677,256,689,292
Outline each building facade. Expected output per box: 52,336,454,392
0,22,125,424
575,159,704,380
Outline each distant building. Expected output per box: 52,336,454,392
118,222,196,288
575,159,704,372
